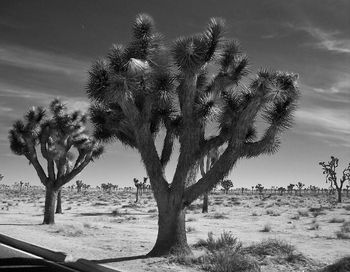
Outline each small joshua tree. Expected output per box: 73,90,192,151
296,182,304,196
277,186,286,196
287,183,295,195
0,174,4,182
76,180,83,193
87,14,300,256
255,183,264,195
221,179,233,194
9,99,103,224
319,156,350,203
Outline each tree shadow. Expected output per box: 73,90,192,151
76,212,151,217
0,223,41,226
92,254,148,264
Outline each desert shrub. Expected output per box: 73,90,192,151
147,208,157,213
186,203,202,211
186,217,197,222
201,250,260,272
251,211,259,216
308,222,320,230
343,205,350,211
111,209,122,216
329,217,345,223
260,223,272,232
193,231,242,252
291,214,300,220
186,226,196,233
53,224,84,237
336,222,350,239
205,212,228,219
298,210,309,217
320,256,350,272
244,239,295,257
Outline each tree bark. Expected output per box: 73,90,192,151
337,188,342,203
43,184,57,224
202,192,208,213
147,195,190,257
55,189,62,214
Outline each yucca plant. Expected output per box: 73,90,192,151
87,14,300,256
9,99,103,224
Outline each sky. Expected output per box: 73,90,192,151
0,0,349,189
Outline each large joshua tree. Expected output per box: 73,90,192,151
87,14,300,256
9,99,103,224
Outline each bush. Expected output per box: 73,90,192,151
336,221,350,239
298,210,309,217
193,231,242,252
244,239,294,257
202,250,260,272
260,224,271,232
329,217,345,223
320,256,350,272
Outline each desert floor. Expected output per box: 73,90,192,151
0,188,349,271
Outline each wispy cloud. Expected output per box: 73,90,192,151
0,44,90,80
295,107,350,147
286,24,350,54
0,82,90,114
304,27,350,54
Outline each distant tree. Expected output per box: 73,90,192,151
287,183,295,195
86,14,300,256
255,183,264,195
9,99,103,224
76,180,83,193
296,182,304,196
0,174,4,182
319,156,350,203
277,186,286,196
221,179,233,194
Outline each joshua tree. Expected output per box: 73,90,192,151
87,14,300,256
287,183,295,195
319,156,350,203
255,183,264,195
134,178,144,202
221,179,233,194
76,180,83,193
0,174,4,182
296,182,304,196
9,99,103,224
277,186,286,196
199,147,222,212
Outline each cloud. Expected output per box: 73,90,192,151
295,107,350,147
288,24,350,54
0,44,90,80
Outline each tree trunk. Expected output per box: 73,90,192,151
147,197,190,257
55,189,62,214
337,188,342,203
202,192,208,213
43,185,57,224
135,187,139,203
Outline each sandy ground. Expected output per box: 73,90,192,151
0,188,350,271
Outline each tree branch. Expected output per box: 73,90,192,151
184,143,240,204
160,129,174,168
